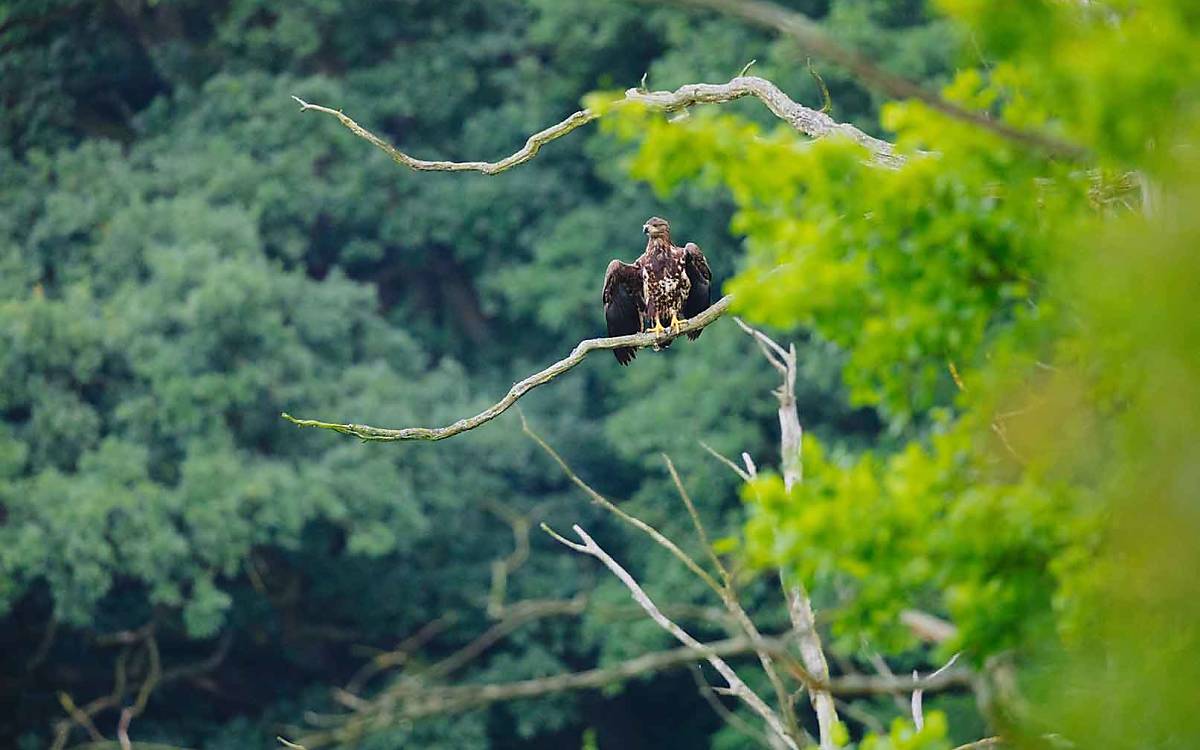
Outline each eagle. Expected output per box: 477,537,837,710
602,216,712,365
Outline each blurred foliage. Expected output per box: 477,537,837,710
609,0,1200,747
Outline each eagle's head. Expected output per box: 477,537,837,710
643,216,671,240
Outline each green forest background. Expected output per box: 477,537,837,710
2,0,1198,748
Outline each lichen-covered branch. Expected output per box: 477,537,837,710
625,75,901,167
291,95,599,175
282,294,733,442
295,73,903,171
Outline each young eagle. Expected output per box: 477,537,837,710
602,216,712,365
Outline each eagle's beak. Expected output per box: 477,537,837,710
642,224,651,235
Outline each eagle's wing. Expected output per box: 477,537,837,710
681,242,712,340
603,259,645,365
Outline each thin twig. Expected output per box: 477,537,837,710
547,524,800,750
700,441,752,482
291,96,598,175
295,636,783,748
484,499,535,617
912,652,961,730
661,455,805,740
663,454,730,585
522,417,724,596
533,426,805,741
691,664,774,749
283,295,733,442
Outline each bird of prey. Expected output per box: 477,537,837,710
602,216,712,365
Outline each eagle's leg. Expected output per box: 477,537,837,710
668,312,685,334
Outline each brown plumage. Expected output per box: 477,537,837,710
601,216,713,365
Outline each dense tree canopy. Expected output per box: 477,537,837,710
2,1,1196,748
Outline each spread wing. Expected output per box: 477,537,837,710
681,242,712,340
602,259,645,365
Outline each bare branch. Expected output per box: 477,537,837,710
700,441,752,482
623,76,901,167
784,587,838,750
736,320,837,749
483,499,536,617
549,524,800,750
691,664,775,750
421,597,588,682
283,295,733,443
523,419,724,596
659,0,1088,160
296,637,785,748
662,454,805,740
663,453,730,585
295,73,904,172
344,616,455,695
291,95,599,175
533,426,806,741
912,652,961,730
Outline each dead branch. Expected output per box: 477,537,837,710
53,631,231,750
283,295,733,443
294,74,902,172
690,664,775,749
522,416,725,596
912,653,961,730
545,523,800,750
483,499,537,617
529,421,809,741
294,636,784,748
735,319,838,750
663,453,804,740
419,597,588,682
292,95,597,175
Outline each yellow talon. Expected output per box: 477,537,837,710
669,313,685,334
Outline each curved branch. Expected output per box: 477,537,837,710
282,294,733,442
294,74,903,171
292,95,599,175
624,76,901,167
